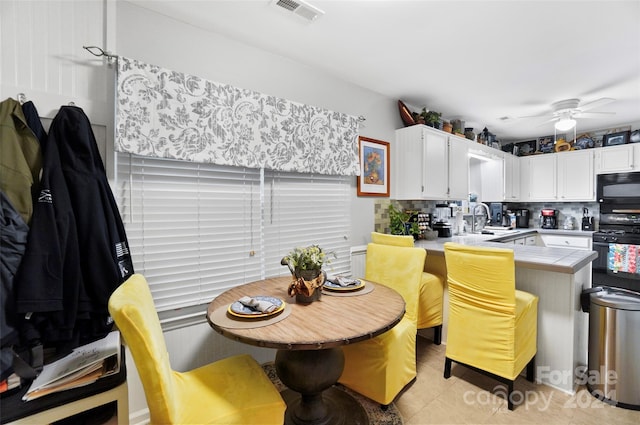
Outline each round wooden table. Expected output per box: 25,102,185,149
207,276,405,425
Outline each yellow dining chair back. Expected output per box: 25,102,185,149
443,242,538,410
370,232,445,344
338,242,426,406
108,274,286,424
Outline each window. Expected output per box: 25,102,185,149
116,153,351,313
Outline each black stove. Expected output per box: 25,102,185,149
592,212,640,292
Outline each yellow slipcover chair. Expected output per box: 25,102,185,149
443,242,538,410
108,274,286,424
370,232,444,344
338,243,426,406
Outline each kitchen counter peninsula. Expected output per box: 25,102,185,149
415,233,597,394
415,231,597,273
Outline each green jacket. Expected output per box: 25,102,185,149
0,98,42,225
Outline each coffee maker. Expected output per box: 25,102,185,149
489,203,506,226
515,209,530,228
540,209,558,229
433,203,452,237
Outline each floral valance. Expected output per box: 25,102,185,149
115,57,360,176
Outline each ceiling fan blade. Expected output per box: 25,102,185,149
575,111,616,119
534,116,557,127
579,97,615,112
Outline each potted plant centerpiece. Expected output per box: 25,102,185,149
281,245,333,303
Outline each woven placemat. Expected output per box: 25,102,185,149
322,281,375,297
209,303,292,329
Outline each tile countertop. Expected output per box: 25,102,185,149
414,228,597,274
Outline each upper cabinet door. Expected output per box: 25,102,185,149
447,136,469,200
392,126,426,199
595,145,636,174
557,150,595,201
422,130,449,199
504,154,520,201
527,154,557,201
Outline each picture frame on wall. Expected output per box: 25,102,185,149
603,131,630,147
357,136,390,197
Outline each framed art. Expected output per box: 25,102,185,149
538,136,555,153
603,131,630,147
573,133,595,150
357,136,390,197
515,139,537,156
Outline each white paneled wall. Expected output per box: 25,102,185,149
0,0,112,124
350,245,367,278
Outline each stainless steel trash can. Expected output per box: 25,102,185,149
587,286,640,410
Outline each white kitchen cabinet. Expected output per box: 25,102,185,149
504,153,520,201
392,125,426,199
595,144,638,174
557,150,594,201
447,135,470,200
501,233,539,246
392,125,468,200
525,235,538,246
472,148,504,202
540,234,592,250
526,154,557,201
521,150,594,202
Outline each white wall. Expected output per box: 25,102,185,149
112,3,399,420
115,1,401,248
2,1,399,421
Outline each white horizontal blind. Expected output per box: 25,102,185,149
116,153,262,311
264,171,351,278
116,153,352,312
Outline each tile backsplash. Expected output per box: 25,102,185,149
374,199,600,233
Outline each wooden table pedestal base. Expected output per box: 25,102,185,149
275,348,368,425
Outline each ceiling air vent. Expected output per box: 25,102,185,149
274,0,325,22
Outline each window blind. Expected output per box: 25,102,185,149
264,170,351,278
116,153,351,312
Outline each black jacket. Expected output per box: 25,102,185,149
1,192,28,380
14,105,86,347
15,105,133,347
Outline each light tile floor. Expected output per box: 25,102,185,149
398,336,640,425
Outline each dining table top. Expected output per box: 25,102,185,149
206,276,405,350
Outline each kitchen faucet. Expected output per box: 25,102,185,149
472,203,491,234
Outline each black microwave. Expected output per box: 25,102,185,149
597,171,640,212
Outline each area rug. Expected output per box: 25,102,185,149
262,362,403,425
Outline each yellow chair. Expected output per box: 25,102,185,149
370,232,444,344
338,243,426,406
108,274,286,424
443,242,538,410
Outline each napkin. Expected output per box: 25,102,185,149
237,296,277,313
326,276,361,287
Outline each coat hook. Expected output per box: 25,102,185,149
17,93,27,104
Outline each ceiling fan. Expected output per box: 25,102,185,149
520,97,616,131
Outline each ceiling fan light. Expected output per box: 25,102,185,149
555,118,576,132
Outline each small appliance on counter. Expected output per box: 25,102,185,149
540,209,559,229
433,203,453,237
563,216,577,230
582,207,594,231
489,202,506,226
515,209,530,228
